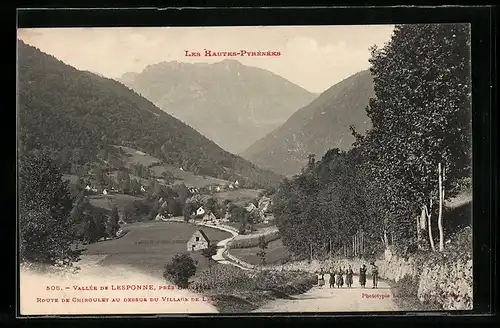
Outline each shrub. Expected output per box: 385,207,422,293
392,275,420,298
163,253,197,288
201,245,218,267
191,264,252,292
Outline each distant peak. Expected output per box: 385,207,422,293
219,59,242,66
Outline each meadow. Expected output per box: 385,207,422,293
229,228,281,248
88,193,144,212
228,238,290,266
213,188,264,206
83,221,232,278
113,145,161,167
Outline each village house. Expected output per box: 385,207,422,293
187,229,210,252
195,206,205,217
102,189,108,195
221,211,231,223
202,212,216,222
154,213,166,221
244,203,257,212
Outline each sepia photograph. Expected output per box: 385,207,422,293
17,23,473,315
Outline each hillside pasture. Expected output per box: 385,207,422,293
229,228,281,249
150,164,231,188
226,221,276,232
112,145,232,188
229,238,290,266
113,145,161,167
88,193,144,212
213,188,264,206
83,221,232,278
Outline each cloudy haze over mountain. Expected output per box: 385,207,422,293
17,25,394,93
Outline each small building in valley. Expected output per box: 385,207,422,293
187,229,210,252
202,212,216,222
196,206,205,217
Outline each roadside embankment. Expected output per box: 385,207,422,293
189,265,317,313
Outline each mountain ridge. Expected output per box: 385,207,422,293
118,59,318,154
241,70,374,176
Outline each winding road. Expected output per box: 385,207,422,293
197,222,256,271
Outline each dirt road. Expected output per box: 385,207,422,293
254,273,399,312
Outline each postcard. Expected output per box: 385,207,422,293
17,23,473,316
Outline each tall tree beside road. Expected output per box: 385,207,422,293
360,23,471,252
273,23,472,260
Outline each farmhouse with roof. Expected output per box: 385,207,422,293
187,229,210,252
195,206,205,217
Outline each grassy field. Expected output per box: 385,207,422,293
83,221,232,278
229,238,290,266
149,164,231,188
225,221,276,232
113,144,231,188
88,193,144,212
213,188,264,206
113,145,161,167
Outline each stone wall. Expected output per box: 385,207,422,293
267,244,472,310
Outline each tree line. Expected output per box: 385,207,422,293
272,24,472,261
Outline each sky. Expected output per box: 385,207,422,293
18,25,395,93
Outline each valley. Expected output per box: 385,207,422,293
18,23,474,314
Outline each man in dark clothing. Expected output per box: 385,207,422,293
371,262,379,288
359,264,367,288
346,265,354,288
329,267,335,288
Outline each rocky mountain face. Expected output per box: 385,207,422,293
119,59,318,154
241,70,375,176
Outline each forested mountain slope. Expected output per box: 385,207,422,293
17,40,282,188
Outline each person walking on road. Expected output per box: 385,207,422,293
329,267,335,288
359,264,367,288
346,265,354,288
317,268,325,288
336,267,344,288
371,262,379,288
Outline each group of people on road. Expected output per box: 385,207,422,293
316,262,379,289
